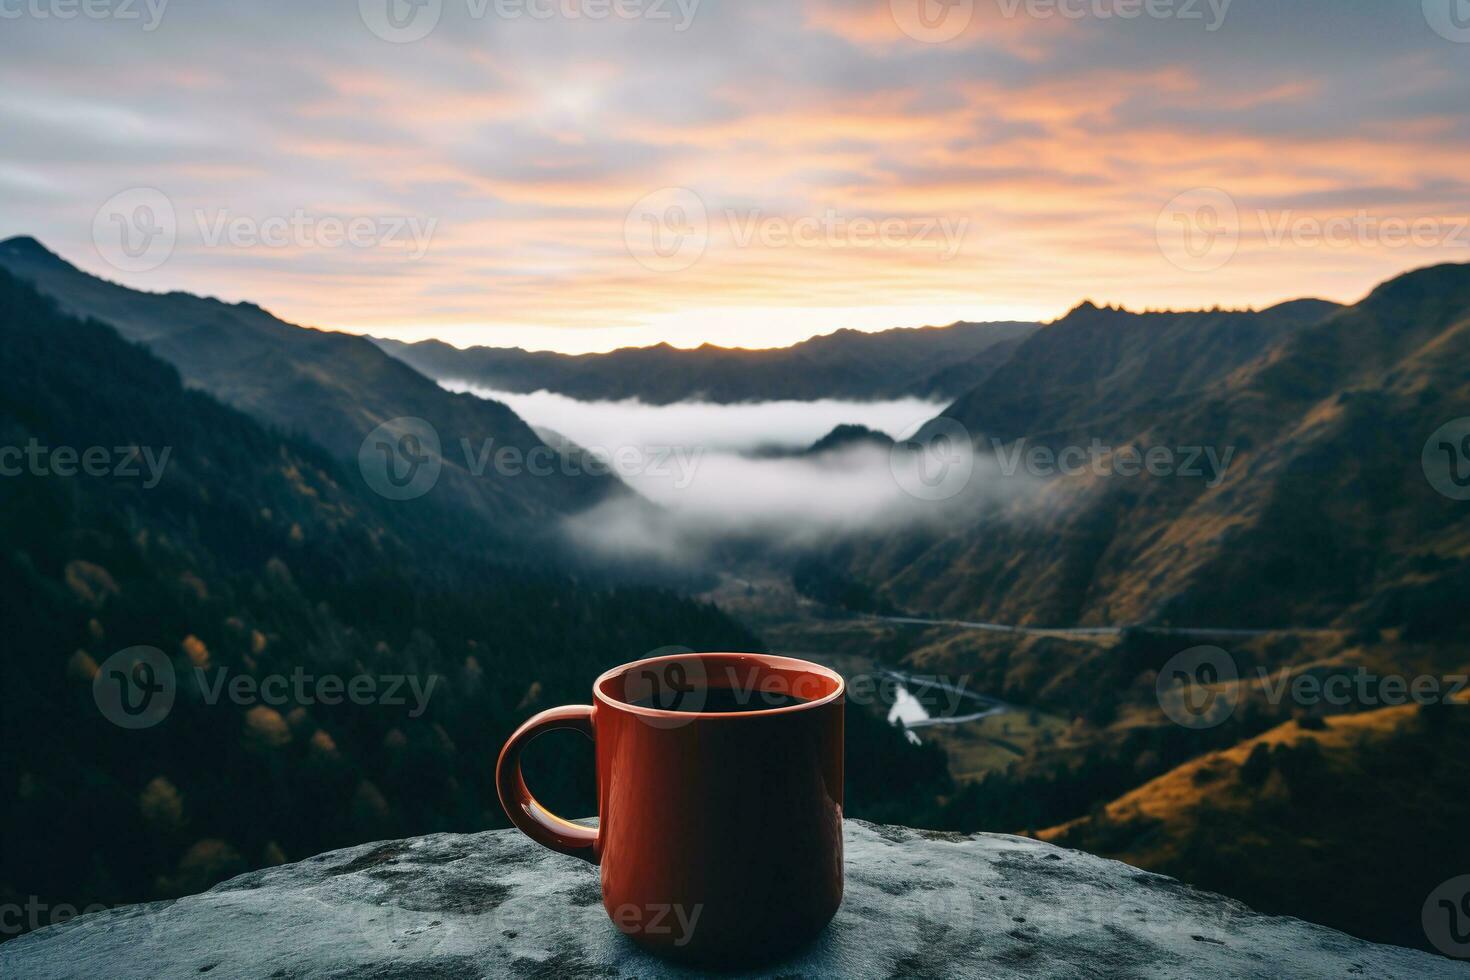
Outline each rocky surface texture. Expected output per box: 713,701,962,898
4,820,1463,979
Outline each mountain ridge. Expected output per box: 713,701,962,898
373,318,1041,404
0,237,615,541
843,261,1469,633
0,263,763,931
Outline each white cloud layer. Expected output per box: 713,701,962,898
446,384,942,451
454,385,1035,564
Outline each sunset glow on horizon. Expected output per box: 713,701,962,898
4,0,1469,353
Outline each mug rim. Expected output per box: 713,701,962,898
594,651,844,720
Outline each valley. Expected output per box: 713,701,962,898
2,236,1467,958
9,4,1469,971
415,262,1470,957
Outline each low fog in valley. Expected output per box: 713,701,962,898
453,384,1035,563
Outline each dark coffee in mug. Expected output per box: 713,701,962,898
628,688,811,713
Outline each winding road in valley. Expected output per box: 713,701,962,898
874,614,1341,641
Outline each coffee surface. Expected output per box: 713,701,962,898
627,688,810,713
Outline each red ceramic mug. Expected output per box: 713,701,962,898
495,651,845,963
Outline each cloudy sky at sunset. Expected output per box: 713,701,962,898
3,0,1468,352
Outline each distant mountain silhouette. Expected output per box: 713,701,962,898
373,320,1039,404
744,423,896,460
0,237,616,536
807,424,896,454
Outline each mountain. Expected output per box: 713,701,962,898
372,320,1040,404
924,298,1343,447
836,270,1470,634
0,237,615,538
0,264,945,932
1041,702,1470,953
805,424,895,454
908,333,1029,399
769,265,1470,955
0,265,764,931
748,424,896,460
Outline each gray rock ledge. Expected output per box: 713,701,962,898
3,820,1463,979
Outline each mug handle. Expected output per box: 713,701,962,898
495,704,600,864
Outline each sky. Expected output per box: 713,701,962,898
2,0,1469,353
